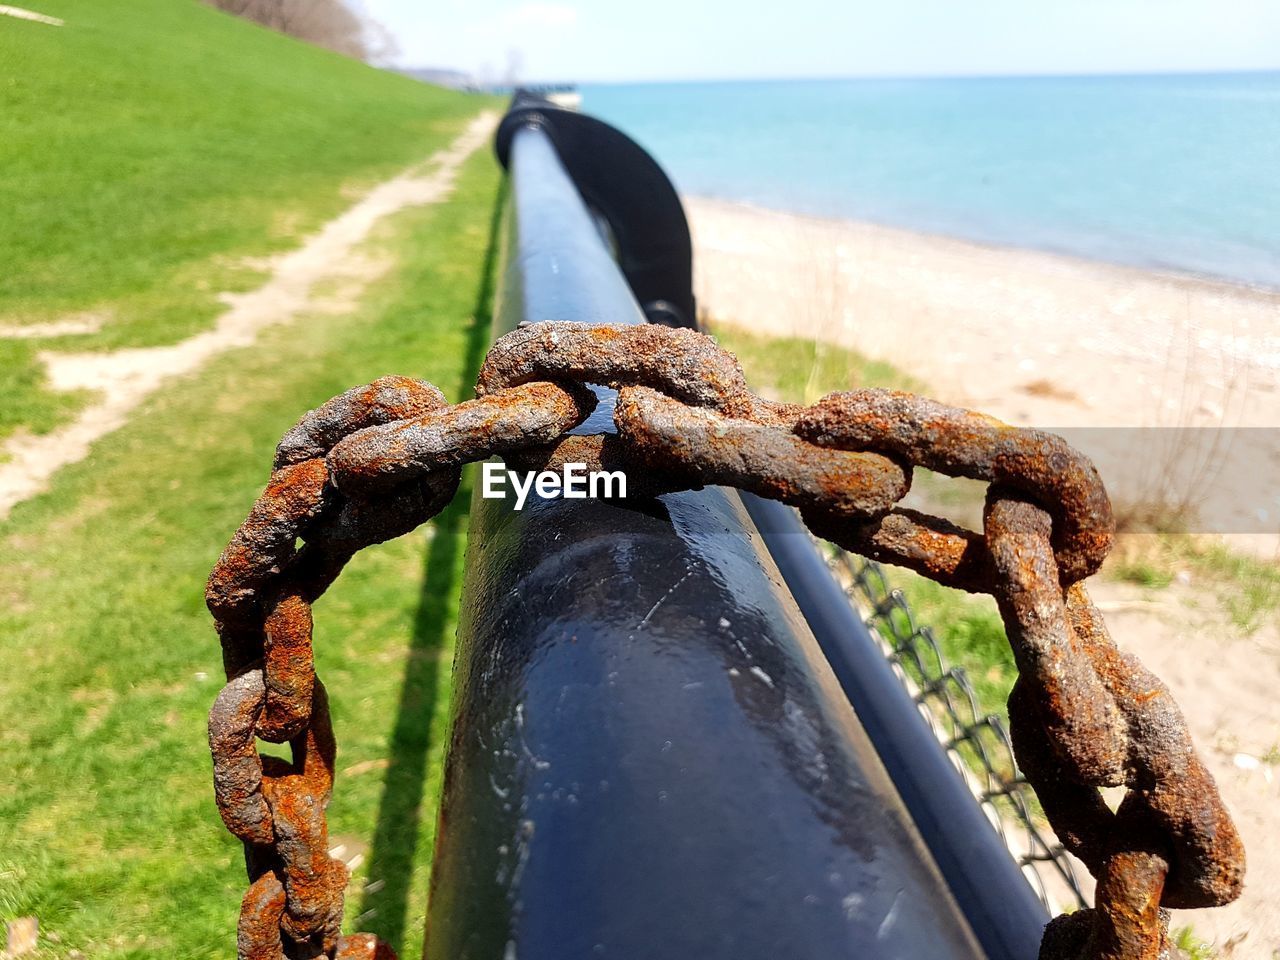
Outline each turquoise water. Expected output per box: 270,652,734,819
581,75,1280,288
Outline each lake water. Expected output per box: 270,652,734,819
581,74,1280,288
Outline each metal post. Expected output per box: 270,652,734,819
423,97,1020,959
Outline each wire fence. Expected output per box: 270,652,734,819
818,543,1090,914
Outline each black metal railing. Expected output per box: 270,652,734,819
743,496,1049,960
423,91,1062,960
824,548,1089,913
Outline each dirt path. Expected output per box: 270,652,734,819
0,5,64,26
688,198,1280,956
0,111,497,519
0,315,103,339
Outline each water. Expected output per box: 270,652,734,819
581,74,1280,289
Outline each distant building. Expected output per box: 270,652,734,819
395,67,476,90
393,70,580,107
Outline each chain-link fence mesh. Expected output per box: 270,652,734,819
818,543,1090,915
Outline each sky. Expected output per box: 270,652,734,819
357,0,1280,83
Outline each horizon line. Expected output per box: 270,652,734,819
400,65,1280,87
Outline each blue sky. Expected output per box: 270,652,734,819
358,0,1280,82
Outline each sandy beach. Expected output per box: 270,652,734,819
687,196,1280,954
687,196,1280,425
688,196,1280,545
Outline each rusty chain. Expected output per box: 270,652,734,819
207,321,1244,960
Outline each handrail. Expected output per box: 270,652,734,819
423,94,1018,959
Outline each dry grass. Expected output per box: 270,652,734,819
1110,309,1250,535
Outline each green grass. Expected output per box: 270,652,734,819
711,321,921,400
1107,535,1280,634
1192,543,1280,634
1111,556,1177,589
0,145,504,959
714,321,1017,720
0,0,491,441
1172,926,1218,960
0,341,91,439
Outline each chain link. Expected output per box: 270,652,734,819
207,322,1243,960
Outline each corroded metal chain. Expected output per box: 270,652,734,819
207,321,1244,960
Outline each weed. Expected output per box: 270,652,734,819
1173,926,1218,960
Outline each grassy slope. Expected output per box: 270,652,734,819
0,140,503,960
0,0,483,440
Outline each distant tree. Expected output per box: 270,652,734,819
206,0,375,60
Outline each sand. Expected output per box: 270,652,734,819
0,112,497,519
687,196,1280,954
689,197,1280,550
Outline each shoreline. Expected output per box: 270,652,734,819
684,192,1280,423
683,193,1280,548
686,193,1280,305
